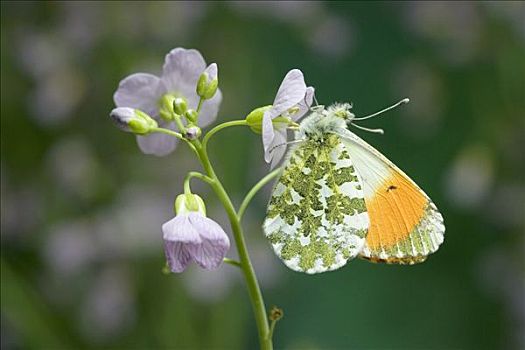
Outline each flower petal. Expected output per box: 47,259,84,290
164,241,193,273
203,63,218,81
268,69,307,119
269,129,288,169
294,86,315,121
262,112,275,163
162,214,202,244
161,48,206,96
187,213,230,270
113,73,161,117
136,120,178,156
198,88,222,128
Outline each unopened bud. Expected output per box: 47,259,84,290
185,126,201,140
197,63,219,100
245,105,272,134
185,109,198,123
159,94,177,121
173,97,188,115
110,107,157,134
269,306,283,321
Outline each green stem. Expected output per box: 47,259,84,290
223,258,242,268
268,319,277,341
196,97,204,113
192,139,272,350
150,127,184,140
173,115,186,134
151,127,196,152
238,168,282,221
184,171,214,194
202,120,248,149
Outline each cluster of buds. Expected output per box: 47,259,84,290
110,48,220,146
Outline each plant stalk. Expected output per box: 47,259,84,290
192,139,272,350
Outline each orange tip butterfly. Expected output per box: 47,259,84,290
263,99,445,273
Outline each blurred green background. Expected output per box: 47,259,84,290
1,2,524,349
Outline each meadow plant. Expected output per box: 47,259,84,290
111,47,312,349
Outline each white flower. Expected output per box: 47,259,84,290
113,48,222,156
262,69,314,168
162,212,230,272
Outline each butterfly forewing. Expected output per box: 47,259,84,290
263,135,370,273
341,130,445,264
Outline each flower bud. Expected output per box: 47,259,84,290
175,193,206,216
185,126,201,140
197,63,218,100
110,107,158,134
159,94,177,121
173,97,188,115
185,109,198,123
245,105,272,134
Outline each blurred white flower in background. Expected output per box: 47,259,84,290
483,1,525,40
45,136,104,201
17,31,70,80
308,15,354,60
444,144,494,210
0,168,42,240
79,266,135,342
58,2,103,51
17,30,86,127
391,60,444,139
44,219,99,277
30,68,86,126
485,183,525,230
404,1,482,65
183,266,238,303
230,1,353,60
229,1,321,24
95,186,171,258
41,185,170,280
145,2,209,41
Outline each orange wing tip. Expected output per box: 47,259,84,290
360,201,445,262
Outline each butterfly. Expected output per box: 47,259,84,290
262,100,445,273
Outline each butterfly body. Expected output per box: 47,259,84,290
263,103,445,273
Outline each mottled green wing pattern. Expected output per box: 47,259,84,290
263,135,370,273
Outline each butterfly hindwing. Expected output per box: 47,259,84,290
340,130,445,264
263,134,370,273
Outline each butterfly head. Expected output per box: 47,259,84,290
324,103,355,121
298,103,353,141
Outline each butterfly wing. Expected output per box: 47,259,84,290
263,134,370,273
340,129,445,264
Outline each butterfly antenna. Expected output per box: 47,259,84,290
269,139,306,154
353,98,409,121
351,123,384,134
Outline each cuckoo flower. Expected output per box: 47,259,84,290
262,69,314,168
113,48,222,156
162,194,230,273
